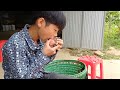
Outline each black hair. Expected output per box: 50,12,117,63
30,11,66,31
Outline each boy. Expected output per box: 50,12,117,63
2,11,77,79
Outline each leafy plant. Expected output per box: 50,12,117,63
104,11,120,50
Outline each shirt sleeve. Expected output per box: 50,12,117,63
38,50,57,65
2,42,51,79
49,50,58,60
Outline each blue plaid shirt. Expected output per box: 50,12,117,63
2,24,55,79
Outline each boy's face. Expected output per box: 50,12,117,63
37,18,59,43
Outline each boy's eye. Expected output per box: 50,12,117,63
54,29,59,33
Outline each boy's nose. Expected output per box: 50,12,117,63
55,33,57,37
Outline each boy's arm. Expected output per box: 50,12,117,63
2,43,51,79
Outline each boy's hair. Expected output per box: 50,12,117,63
30,11,66,31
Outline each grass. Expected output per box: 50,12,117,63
68,48,120,60
100,53,120,60
103,23,120,49
68,48,94,57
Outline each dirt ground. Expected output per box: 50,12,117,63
0,48,120,79
106,47,120,56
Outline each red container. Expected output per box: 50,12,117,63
0,40,7,62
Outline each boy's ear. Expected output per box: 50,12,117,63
37,18,45,27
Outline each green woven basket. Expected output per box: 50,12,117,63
44,60,87,79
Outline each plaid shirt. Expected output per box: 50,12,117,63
2,24,55,79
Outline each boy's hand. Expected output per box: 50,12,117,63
55,38,63,50
42,38,63,57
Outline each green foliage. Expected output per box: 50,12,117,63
106,11,120,26
104,11,120,50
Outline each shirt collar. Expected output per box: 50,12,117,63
22,24,44,51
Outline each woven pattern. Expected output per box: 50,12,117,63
44,60,87,79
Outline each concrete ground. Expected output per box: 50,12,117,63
0,63,3,79
0,49,120,79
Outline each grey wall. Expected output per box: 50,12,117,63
63,11,83,48
62,11,105,50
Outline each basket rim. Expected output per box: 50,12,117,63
45,60,86,67
48,60,85,64
44,60,87,76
